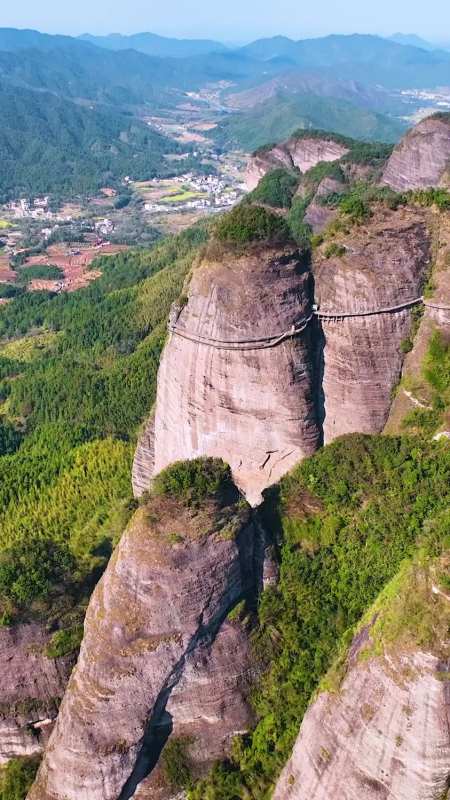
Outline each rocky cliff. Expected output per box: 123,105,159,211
382,113,450,191
0,624,75,765
245,133,349,190
386,206,450,434
134,243,320,506
28,467,260,800
273,558,450,800
303,175,344,232
313,206,431,442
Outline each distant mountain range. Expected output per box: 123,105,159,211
0,27,449,198
389,33,437,51
237,34,450,89
79,31,227,58
0,29,448,100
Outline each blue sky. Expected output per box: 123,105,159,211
1,0,449,43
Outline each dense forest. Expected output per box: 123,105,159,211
0,224,208,628
0,84,184,200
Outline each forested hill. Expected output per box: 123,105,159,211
0,84,181,200
212,92,407,151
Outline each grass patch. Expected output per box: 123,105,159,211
45,624,84,659
0,331,60,363
161,190,207,204
0,756,40,800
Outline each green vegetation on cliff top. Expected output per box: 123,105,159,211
153,457,237,506
247,168,300,209
214,204,291,248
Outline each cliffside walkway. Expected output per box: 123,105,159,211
168,296,449,352
168,312,314,351
316,296,424,320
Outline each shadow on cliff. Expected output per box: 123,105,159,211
309,267,326,445
313,316,326,445
117,521,265,800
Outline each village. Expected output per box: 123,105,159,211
0,148,247,297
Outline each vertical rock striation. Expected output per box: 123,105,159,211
134,245,321,506
313,207,431,442
273,650,450,800
28,484,259,800
382,113,450,191
245,134,349,189
0,624,75,764
273,560,450,800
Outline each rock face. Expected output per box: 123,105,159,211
273,649,450,800
273,560,450,800
133,245,320,506
313,207,431,443
0,623,75,764
132,620,255,800
382,113,450,191
385,207,450,433
303,176,344,232
28,487,259,800
245,134,349,189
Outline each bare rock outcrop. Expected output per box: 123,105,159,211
273,560,450,800
385,207,450,433
382,113,450,191
303,176,344,232
274,649,450,800
28,482,258,800
0,623,75,764
245,134,349,190
132,620,255,799
134,245,320,506
313,207,431,442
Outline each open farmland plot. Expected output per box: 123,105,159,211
22,243,129,292
0,254,15,282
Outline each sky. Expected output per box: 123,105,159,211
1,0,449,44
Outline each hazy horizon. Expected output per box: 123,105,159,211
1,0,449,45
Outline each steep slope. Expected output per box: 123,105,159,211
0,83,180,199
0,624,76,764
189,435,450,799
382,113,450,191
28,461,260,800
386,206,450,434
313,205,431,442
133,214,320,506
273,556,450,800
245,131,351,189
